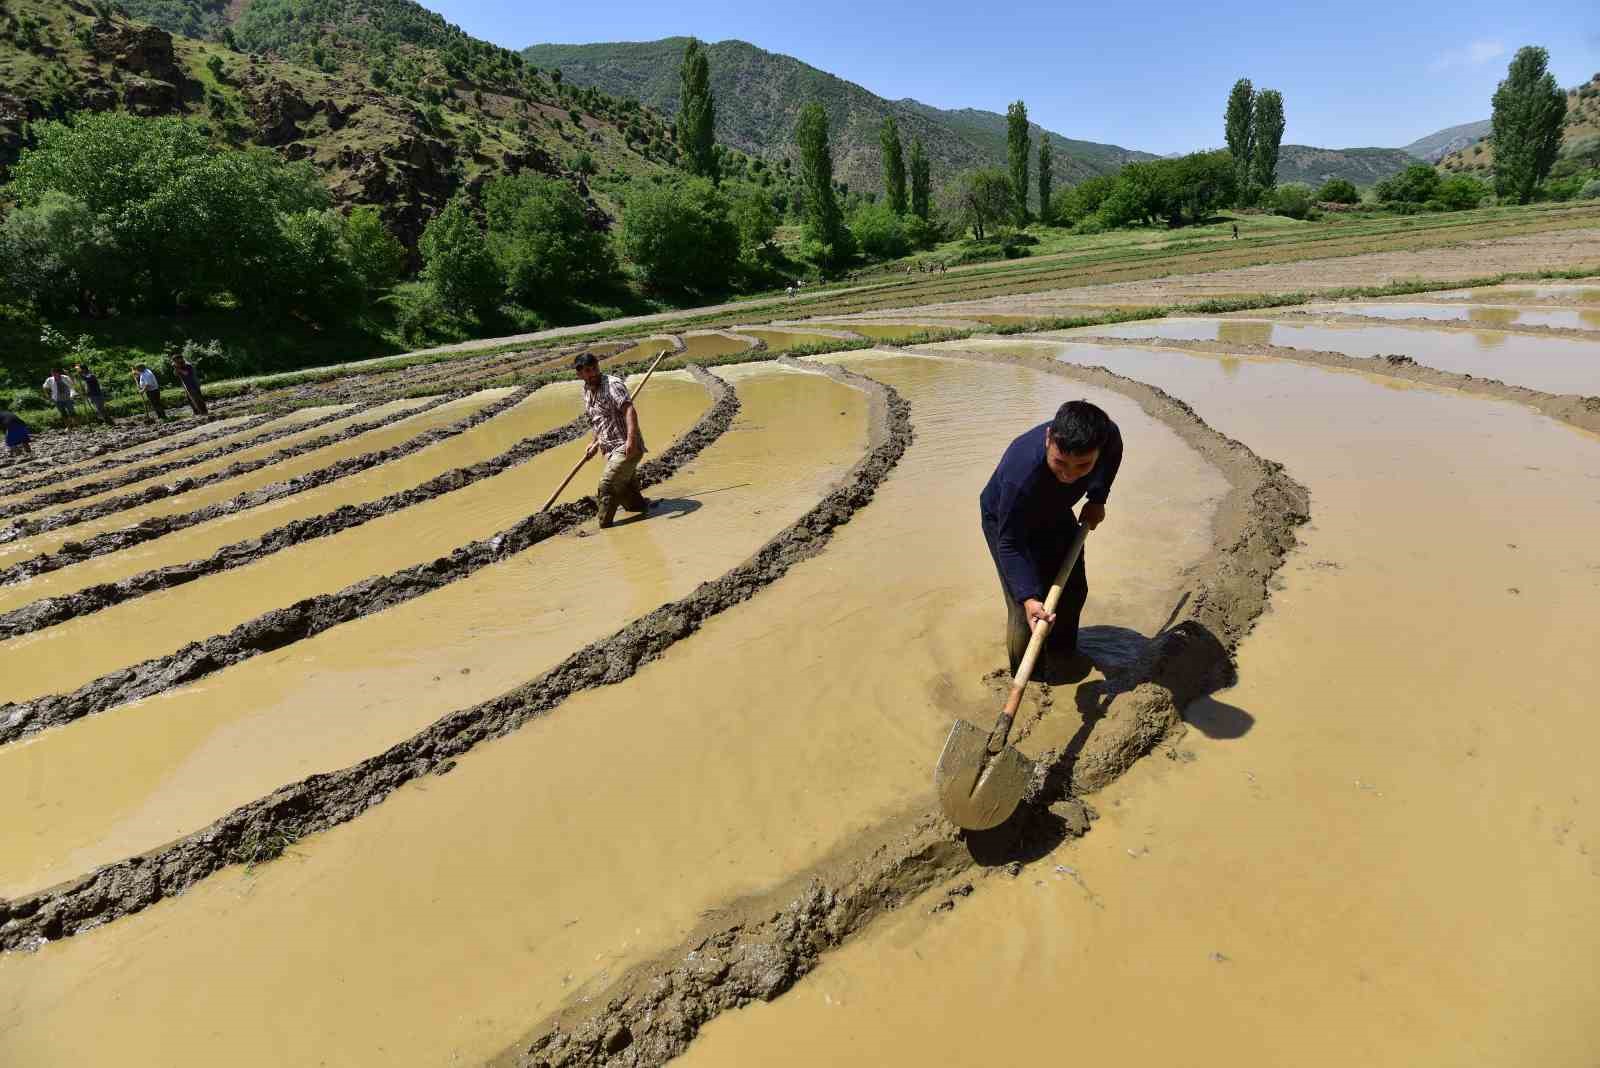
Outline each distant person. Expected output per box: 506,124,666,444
1231,223,1239,240
42,368,76,424
133,364,168,421
980,400,1123,678
75,364,111,423
786,285,795,300
170,353,207,415
574,351,652,529
3,412,32,456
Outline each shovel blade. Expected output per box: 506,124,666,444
933,718,1034,830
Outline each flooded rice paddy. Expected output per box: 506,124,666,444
738,328,852,350
1311,302,1600,331
1075,317,1600,395
3,292,1598,1067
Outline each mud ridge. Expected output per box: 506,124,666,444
1060,333,1600,436
0,385,564,640
502,348,1310,1068
0,368,732,750
0,393,467,543
1250,308,1600,342
0,395,410,528
0,360,911,951
0,413,284,492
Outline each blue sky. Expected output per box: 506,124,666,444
434,0,1598,154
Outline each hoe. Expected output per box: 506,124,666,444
934,526,1089,830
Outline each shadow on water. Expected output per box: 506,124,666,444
608,497,703,527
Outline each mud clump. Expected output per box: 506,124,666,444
1382,353,1417,366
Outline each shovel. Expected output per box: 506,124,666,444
934,525,1089,830
539,347,673,511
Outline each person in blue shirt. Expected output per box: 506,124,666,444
979,400,1122,677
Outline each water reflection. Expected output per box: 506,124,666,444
1216,320,1274,347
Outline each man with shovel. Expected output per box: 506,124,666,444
574,352,653,528
980,399,1122,679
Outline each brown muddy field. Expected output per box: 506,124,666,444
2,237,1597,1067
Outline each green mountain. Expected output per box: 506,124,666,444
522,38,1159,200
0,0,681,245
1274,144,1417,187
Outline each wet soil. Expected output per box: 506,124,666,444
0,415,273,500
0,375,715,724
680,338,1600,1068
1072,318,1600,397
0,364,868,908
0,386,544,629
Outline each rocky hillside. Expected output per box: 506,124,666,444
0,0,681,245
1274,144,1416,187
522,38,1158,200
1437,74,1600,177
1403,119,1492,162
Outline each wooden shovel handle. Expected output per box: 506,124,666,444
987,524,1091,753
539,348,673,512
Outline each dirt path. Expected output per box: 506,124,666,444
674,338,1600,1068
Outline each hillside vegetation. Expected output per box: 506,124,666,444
522,38,1158,201
1439,73,1600,181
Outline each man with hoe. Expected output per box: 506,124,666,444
980,400,1122,679
574,352,653,528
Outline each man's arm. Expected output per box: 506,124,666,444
989,477,1046,607
622,402,641,457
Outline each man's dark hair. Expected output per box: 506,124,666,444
1049,400,1113,454
573,352,600,371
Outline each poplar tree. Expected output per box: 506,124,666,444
1490,46,1567,204
795,102,846,260
1037,136,1054,224
909,137,931,220
1224,78,1255,202
880,116,907,214
1006,100,1030,224
675,38,718,181
1250,89,1285,194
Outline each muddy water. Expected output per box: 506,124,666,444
604,337,676,367
1462,284,1600,304
0,377,708,707
1314,302,1600,331
678,333,753,360
740,329,850,351
0,390,525,617
0,365,862,900
16,404,367,524
1078,317,1600,395
682,339,1600,1068
0,417,256,506
0,354,1225,1067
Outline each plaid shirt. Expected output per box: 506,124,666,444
583,373,645,457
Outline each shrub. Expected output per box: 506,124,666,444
848,202,910,259
727,183,778,256
1374,163,1441,205
1579,178,1600,199
483,173,613,306
902,212,942,250
1316,177,1360,204
618,176,739,293
1269,182,1316,219
1540,175,1589,201
341,205,406,299
1050,173,1117,225
419,196,504,319
385,280,455,345
1436,174,1489,211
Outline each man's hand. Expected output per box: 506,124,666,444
1079,501,1106,530
624,436,643,460
584,441,600,460
1023,598,1056,629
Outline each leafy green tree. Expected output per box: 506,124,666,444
675,38,718,181
419,195,504,319
1490,46,1567,203
1050,173,1117,225
1268,182,1315,219
1037,137,1054,224
849,202,910,259
880,116,907,215
1165,151,1239,225
944,168,1015,239
1436,174,1489,211
618,176,739,293
728,183,778,256
341,205,407,298
1224,78,1256,201
1374,163,1442,204
1315,177,1360,204
909,136,931,220
1006,100,1030,224
483,173,613,306
795,102,850,263
271,208,361,317
0,191,124,315
1250,89,1285,194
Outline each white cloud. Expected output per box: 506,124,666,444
1428,40,1507,73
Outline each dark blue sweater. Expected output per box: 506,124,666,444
979,420,1123,604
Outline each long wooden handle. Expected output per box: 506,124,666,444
987,524,1091,753
538,348,673,512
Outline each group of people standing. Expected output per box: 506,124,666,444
5,355,209,458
